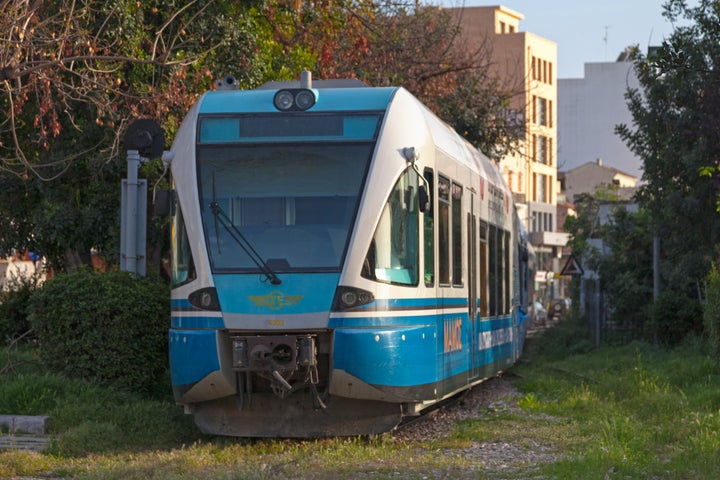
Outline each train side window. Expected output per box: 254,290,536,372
497,228,507,315
438,176,450,286
452,182,463,287
479,221,488,317
362,167,420,286
504,228,511,314
172,205,197,287
489,224,497,316
423,168,435,287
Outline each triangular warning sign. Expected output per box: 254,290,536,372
560,254,584,276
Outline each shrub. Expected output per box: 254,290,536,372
649,289,703,346
703,264,720,354
0,272,43,344
28,270,169,392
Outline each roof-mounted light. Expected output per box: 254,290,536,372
273,88,317,111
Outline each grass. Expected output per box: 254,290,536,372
1,320,719,479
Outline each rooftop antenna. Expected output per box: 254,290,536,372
603,26,612,61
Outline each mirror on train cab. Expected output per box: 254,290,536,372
418,184,430,213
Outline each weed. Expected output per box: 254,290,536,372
1,324,719,479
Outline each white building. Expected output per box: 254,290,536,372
558,60,642,179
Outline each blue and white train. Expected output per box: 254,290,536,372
167,73,535,437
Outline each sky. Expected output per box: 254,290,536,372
438,0,694,79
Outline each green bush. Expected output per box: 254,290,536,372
0,272,43,344
28,270,169,392
703,264,720,354
649,289,703,346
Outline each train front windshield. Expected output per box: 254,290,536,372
196,112,380,273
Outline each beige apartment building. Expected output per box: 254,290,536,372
452,5,567,284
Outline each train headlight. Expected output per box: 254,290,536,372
188,287,220,311
332,286,374,311
272,88,317,111
273,90,295,111
341,290,358,305
294,90,316,110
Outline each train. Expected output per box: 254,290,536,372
167,72,536,437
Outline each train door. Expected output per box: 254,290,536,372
467,196,478,381
437,173,466,397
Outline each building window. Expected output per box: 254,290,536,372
532,134,537,161
548,100,553,127
537,173,547,203
499,21,506,33
532,56,537,80
537,136,547,164
531,57,554,85
532,95,536,123
536,97,548,126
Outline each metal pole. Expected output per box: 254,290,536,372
595,279,601,347
653,234,660,300
124,149,141,275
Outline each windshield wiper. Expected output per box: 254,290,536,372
209,201,282,285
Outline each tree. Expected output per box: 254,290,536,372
616,0,720,303
0,1,263,271
564,186,656,339
253,1,521,158
595,206,654,337
0,0,521,272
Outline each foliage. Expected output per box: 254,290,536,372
595,206,654,335
513,336,720,478
649,289,703,345
0,1,261,271
616,0,720,309
563,188,655,338
0,270,43,343
252,1,521,159
2,329,720,477
0,370,199,456
703,263,720,354
27,270,169,392
563,193,601,262
0,1,520,273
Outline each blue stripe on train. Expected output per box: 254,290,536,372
169,329,219,387
333,313,517,387
334,324,439,386
171,316,225,329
